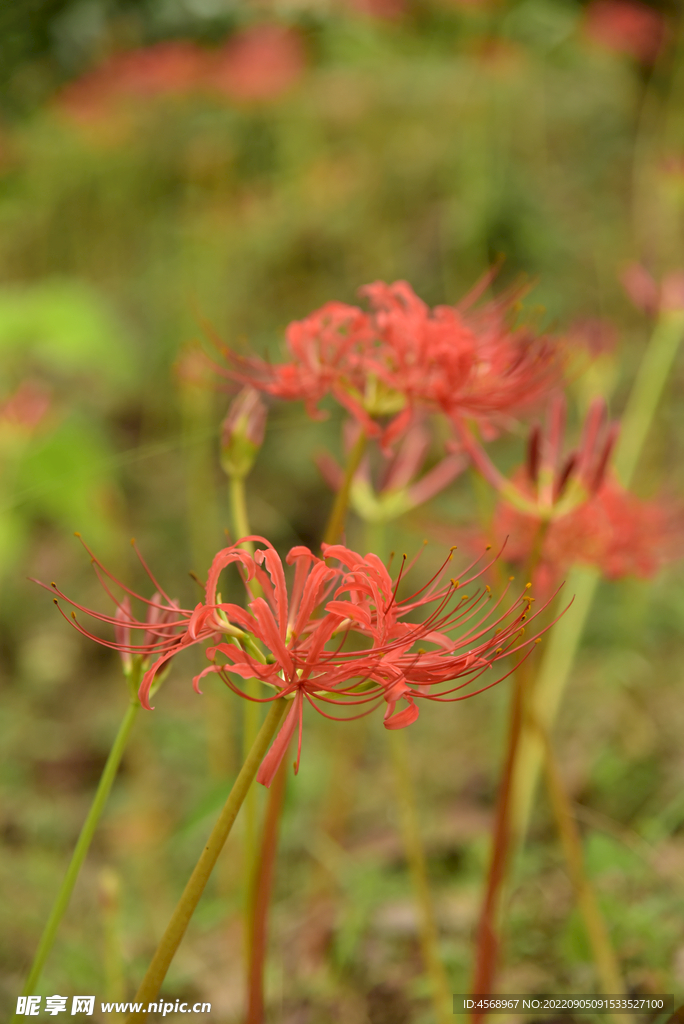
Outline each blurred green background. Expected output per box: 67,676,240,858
2,0,684,1020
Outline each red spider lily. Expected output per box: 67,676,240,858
184,537,554,786
204,276,562,449
494,475,680,594
37,536,556,788
459,394,619,519
470,396,682,591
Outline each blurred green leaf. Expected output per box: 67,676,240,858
14,411,122,550
0,279,136,393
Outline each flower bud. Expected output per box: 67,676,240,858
220,387,267,479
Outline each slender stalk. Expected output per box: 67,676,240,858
362,519,450,1023
226,471,263,962
126,698,289,1023
508,564,599,854
322,430,367,547
470,661,527,1016
15,699,140,1015
538,726,628,1024
613,310,684,486
246,748,289,1024
229,474,254,556
389,729,452,1024
242,678,262,933
470,528,547,1010
99,868,126,1018
508,307,684,857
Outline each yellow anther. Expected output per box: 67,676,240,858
485,585,491,593
525,582,532,589
509,576,514,581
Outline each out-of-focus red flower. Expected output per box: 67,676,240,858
56,26,305,123
210,25,305,102
41,536,553,787
0,381,50,433
622,263,684,316
480,395,681,591
344,0,407,19
566,318,618,358
495,476,678,590
459,393,619,524
58,41,207,121
208,276,562,449
584,0,665,64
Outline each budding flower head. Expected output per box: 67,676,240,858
220,386,267,479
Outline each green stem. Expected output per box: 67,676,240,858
126,698,289,1024
242,677,262,952
229,474,254,556
322,431,367,547
389,729,452,1024
614,310,684,487
508,308,684,864
226,470,262,956
15,699,140,1014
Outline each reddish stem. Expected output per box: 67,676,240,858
470,667,525,1020
245,749,289,1024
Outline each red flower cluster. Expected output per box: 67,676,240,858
584,0,664,64
41,536,552,787
57,26,305,123
209,278,562,448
